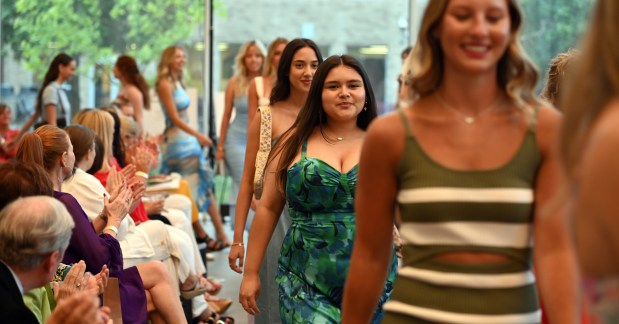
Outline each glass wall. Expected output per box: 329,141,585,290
0,0,207,135
0,0,596,134
211,0,412,119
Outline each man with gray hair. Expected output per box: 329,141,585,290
0,196,107,323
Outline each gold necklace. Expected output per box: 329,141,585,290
434,92,501,124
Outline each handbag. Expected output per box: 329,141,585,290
253,105,272,199
35,87,67,129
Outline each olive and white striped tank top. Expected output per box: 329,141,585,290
383,109,542,324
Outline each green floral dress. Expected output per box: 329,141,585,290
277,141,397,323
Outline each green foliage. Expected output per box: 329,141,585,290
2,0,210,76
519,0,593,87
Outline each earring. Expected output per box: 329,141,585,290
363,101,368,111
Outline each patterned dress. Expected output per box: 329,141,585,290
161,81,213,211
277,140,397,323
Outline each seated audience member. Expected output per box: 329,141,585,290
0,196,109,324
0,103,20,163
15,125,187,323
120,115,231,249
71,111,228,320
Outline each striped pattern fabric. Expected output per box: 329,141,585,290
383,110,542,324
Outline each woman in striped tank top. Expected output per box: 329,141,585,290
343,0,580,323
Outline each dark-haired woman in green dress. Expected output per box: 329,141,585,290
239,55,396,323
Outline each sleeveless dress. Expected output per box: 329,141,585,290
252,77,288,323
277,141,397,323
161,81,213,211
383,109,542,323
225,93,253,230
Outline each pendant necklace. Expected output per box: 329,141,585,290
434,92,501,124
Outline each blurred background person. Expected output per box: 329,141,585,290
111,55,151,130
216,40,265,231
561,0,619,322
0,103,20,163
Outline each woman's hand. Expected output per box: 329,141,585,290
104,186,132,226
197,134,213,147
125,144,155,173
228,245,245,273
143,197,165,215
215,149,225,161
239,273,261,315
106,168,125,200
127,177,146,214
53,261,88,302
87,265,109,295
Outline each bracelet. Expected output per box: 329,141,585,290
231,242,244,247
103,225,118,235
135,171,149,179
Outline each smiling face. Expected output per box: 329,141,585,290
321,65,366,123
288,46,320,93
59,60,77,82
170,48,187,74
436,0,511,75
244,44,264,75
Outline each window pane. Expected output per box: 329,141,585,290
212,0,411,117
0,0,206,135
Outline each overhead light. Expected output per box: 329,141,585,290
195,42,205,51
359,45,388,55
218,43,229,51
130,43,137,50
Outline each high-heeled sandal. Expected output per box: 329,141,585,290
206,295,232,314
199,276,222,295
196,235,228,252
180,276,210,300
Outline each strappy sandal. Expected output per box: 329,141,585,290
199,276,222,295
205,237,227,252
180,275,210,300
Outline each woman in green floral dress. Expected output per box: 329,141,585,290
239,54,396,323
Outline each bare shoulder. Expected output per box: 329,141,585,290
535,104,562,154
363,110,407,160
125,84,142,97
157,78,172,92
587,99,619,153
226,76,238,92
366,110,407,144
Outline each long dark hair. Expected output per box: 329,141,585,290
270,39,323,105
115,55,150,109
271,55,378,194
86,136,104,175
35,53,74,114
